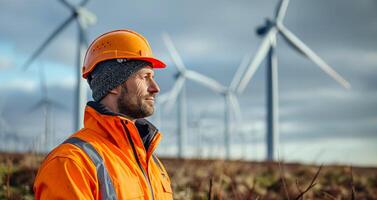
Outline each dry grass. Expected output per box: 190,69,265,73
0,152,376,200
162,158,377,200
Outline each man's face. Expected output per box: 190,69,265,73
117,66,160,119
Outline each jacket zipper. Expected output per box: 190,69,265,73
121,121,155,200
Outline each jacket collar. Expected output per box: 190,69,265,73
85,101,159,151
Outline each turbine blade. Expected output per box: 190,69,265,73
162,32,186,72
22,15,76,70
164,76,185,113
237,28,277,93
229,94,242,123
278,24,351,89
230,53,251,91
185,70,226,94
275,0,290,22
58,0,76,11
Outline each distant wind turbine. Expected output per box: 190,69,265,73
220,54,252,158
192,55,251,159
163,33,245,159
29,63,64,151
22,0,97,131
190,108,214,158
236,0,351,161
162,32,204,158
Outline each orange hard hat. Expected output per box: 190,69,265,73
82,29,166,79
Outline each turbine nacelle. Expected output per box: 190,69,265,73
256,18,275,37
173,71,183,79
76,7,97,29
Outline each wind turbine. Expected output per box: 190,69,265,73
22,0,97,131
190,107,216,158
29,63,64,151
236,0,351,161
220,54,252,159
162,32,198,158
162,33,244,159
194,55,249,159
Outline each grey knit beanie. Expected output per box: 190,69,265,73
87,59,150,101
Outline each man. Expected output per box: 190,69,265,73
34,30,173,200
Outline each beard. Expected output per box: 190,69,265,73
117,85,154,119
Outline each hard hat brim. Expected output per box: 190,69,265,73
82,57,166,79
130,57,166,69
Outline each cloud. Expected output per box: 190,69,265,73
0,0,376,165
324,48,377,72
0,55,14,69
0,41,16,69
50,75,76,90
0,78,37,93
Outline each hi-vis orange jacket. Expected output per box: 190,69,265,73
34,101,173,200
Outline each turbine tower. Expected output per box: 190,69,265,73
237,0,351,161
163,33,244,159
222,54,253,158
22,0,97,131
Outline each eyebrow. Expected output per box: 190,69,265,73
138,69,154,76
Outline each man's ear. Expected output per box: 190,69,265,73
108,85,121,95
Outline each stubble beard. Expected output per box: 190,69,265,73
117,85,154,119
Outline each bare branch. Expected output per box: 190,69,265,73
295,165,323,200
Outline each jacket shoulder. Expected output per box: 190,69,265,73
41,128,96,171
34,150,99,199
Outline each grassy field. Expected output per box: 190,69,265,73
0,152,376,200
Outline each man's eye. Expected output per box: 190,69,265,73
144,75,154,79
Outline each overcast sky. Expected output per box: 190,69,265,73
0,0,376,166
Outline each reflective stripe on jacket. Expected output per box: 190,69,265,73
34,101,173,200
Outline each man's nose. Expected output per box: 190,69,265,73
148,79,160,94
